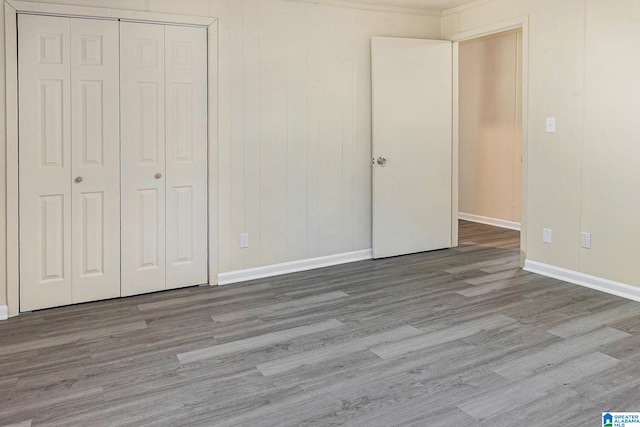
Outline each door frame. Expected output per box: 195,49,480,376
448,16,529,265
3,0,219,317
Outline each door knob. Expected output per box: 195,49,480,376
376,157,387,166
74,176,83,183
155,173,162,179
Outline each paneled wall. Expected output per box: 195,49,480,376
0,0,442,310
458,30,522,224
580,0,640,286
215,1,440,273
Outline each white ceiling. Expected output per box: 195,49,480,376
354,0,479,12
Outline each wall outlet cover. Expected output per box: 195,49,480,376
543,228,552,244
240,233,249,248
581,232,591,249
546,117,556,133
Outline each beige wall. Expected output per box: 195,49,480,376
446,0,640,287
216,1,440,272
580,0,640,286
458,30,522,223
0,0,441,310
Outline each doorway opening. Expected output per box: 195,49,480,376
453,22,527,258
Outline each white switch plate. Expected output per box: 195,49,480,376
581,232,591,249
240,233,249,248
546,117,556,133
543,228,552,244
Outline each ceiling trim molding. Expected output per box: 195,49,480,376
287,0,443,17
443,0,494,16
7,0,216,25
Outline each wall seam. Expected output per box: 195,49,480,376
511,32,519,222
257,1,263,266
240,0,246,269
284,0,290,261
577,0,587,274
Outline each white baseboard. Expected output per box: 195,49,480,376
458,212,521,231
524,260,640,303
218,249,374,286
0,305,7,321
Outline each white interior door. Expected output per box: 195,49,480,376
120,22,167,296
120,22,208,296
70,18,120,303
19,15,72,311
372,37,453,259
19,15,121,311
165,26,208,289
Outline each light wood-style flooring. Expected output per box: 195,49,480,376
1,221,639,426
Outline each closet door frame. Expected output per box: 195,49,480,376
4,0,219,317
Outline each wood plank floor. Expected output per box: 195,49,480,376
1,220,639,426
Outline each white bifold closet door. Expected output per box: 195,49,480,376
120,22,208,296
19,15,121,311
19,16,207,310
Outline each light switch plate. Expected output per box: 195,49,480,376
546,117,556,133
543,228,552,244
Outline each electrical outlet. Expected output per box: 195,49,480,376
543,228,552,244
581,232,591,249
240,233,249,248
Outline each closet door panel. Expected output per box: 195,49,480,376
165,26,208,289
19,15,73,311
120,22,167,296
70,18,121,303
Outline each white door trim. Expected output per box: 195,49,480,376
448,16,529,265
3,0,219,317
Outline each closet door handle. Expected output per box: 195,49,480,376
155,173,162,179
74,176,83,183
